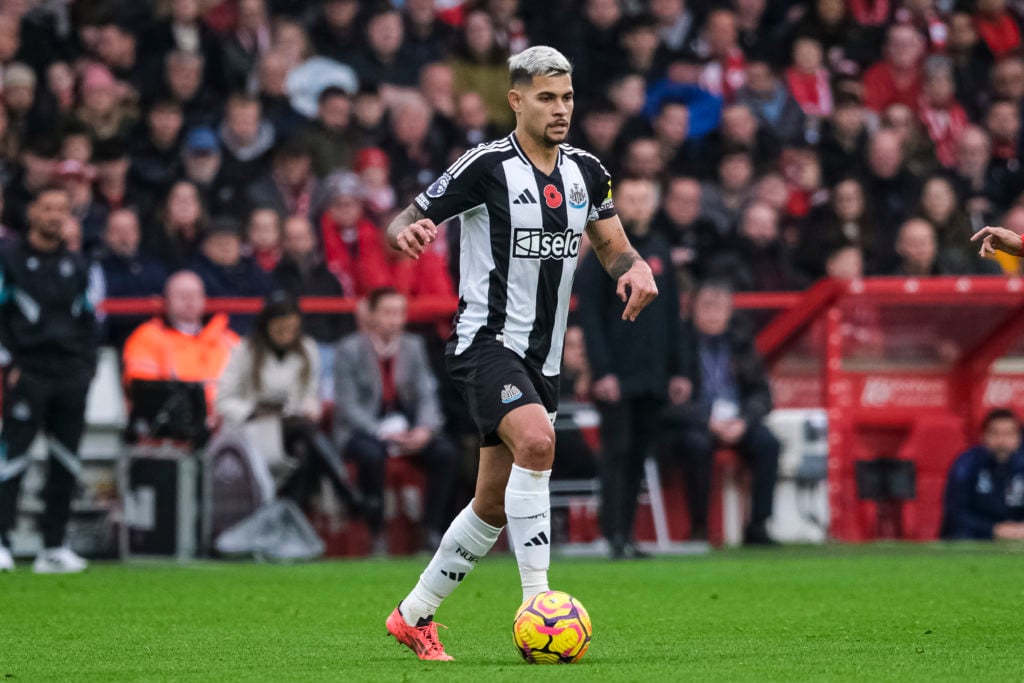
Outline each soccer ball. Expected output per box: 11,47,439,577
512,590,592,664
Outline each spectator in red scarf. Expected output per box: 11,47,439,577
893,0,948,52
318,172,391,297
355,147,396,220
786,35,833,119
244,207,282,273
974,0,1021,58
918,55,968,168
244,138,321,220
698,9,746,102
863,24,925,112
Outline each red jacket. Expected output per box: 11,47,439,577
388,239,454,298
785,68,832,117
862,62,922,113
976,12,1021,58
319,212,392,297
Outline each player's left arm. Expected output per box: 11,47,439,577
585,216,658,322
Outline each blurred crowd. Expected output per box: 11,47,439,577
3,0,1024,329
6,0,1024,560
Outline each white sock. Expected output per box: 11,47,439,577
505,464,552,602
400,501,503,626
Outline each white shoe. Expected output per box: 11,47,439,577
0,544,13,572
33,546,88,574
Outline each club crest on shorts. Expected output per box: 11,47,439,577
501,384,524,404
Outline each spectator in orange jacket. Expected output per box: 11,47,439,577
122,270,240,409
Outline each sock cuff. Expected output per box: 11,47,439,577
509,464,552,492
466,499,503,536
506,467,551,519
446,502,503,556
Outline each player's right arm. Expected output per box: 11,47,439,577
387,205,437,260
387,145,491,259
972,226,1023,257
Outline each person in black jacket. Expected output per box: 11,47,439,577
0,188,97,573
665,279,780,545
272,215,350,398
187,217,272,334
92,208,169,347
577,177,690,559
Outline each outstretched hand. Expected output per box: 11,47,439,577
972,226,1023,258
616,260,658,322
392,218,438,259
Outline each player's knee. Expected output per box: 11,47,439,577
514,431,555,470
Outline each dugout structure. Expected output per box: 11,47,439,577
757,277,1024,542
100,279,1024,546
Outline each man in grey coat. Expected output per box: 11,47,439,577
334,287,457,553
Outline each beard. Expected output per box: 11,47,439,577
38,220,64,239
542,123,570,146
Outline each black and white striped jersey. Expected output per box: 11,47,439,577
414,132,616,377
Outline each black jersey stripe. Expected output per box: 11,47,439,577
525,164,568,369
482,162,514,341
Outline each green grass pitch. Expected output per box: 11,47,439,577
2,544,1022,681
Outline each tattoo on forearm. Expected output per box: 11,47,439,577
387,204,424,242
609,250,640,279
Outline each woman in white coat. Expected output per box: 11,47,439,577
217,291,361,513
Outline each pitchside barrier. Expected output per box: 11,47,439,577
7,280,1019,557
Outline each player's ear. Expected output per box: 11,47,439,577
508,88,522,113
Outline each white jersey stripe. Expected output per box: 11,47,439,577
450,140,512,178
560,144,611,178
500,157,542,358
454,204,494,354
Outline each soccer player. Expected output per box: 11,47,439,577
383,46,658,661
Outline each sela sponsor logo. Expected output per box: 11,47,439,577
512,227,581,260
426,171,452,198
501,383,524,404
414,194,431,211
859,377,947,408
568,182,587,209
